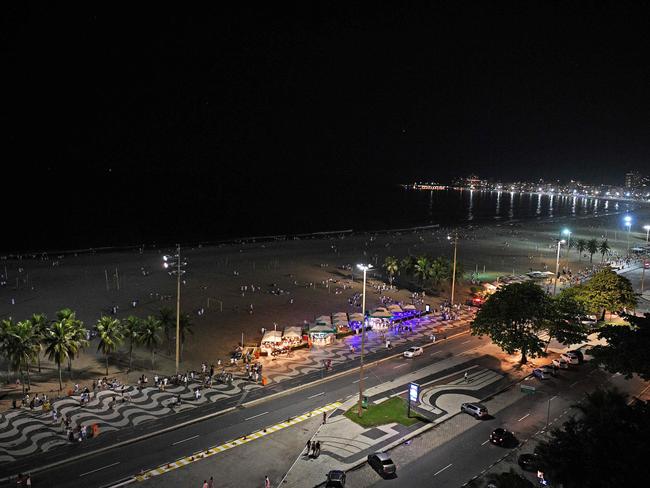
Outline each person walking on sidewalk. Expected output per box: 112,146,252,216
464,371,469,383
323,411,327,424
264,475,271,488
305,440,311,455
315,441,321,457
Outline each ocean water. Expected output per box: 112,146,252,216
5,180,634,253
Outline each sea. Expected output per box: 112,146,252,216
5,179,636,254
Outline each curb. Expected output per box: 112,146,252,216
3,322,471,482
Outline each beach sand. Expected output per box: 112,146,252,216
0,203,647,401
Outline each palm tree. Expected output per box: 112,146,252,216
96,316,124,376
413,256,431,286
42,320,76,391
158,307,175,355
56,309,87,374
29,313,48,373
586,238,599,263
178,314,194,362
428,257,449,287
0,319,15,381
122,316,141,372
400,256,416,277
576,239,587,261
599,240,611,263
383,256,399,287
138,315,162,369
9,320,40,393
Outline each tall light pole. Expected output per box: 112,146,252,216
164,244,186,374
447,233,458,305
553,239,565,295
624,215,632,252
357,263,372,417
562,228,571,257
644,225,650,244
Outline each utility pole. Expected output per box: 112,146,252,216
175,244,181,374
357,264,371,417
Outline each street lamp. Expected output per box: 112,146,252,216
553,239,566,295
624,216,632,252
644,225,650,244
357,263,372,417
163,245,187,374
562,228,571,256
447,233,458,305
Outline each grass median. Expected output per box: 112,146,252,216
344,396,428,428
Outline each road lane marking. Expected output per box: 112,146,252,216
308,392,325,399
461,340,471,344
172,434,199,446
80,462,120,477
136,402,342,482
481,439,490,445
434,463,453,476
352,377,368,384
550,395,558,401
430,351,442,355
570,381,580,387
518,413,530,422
393,364,408,369
244,411,269,421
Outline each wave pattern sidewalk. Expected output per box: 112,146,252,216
0,310,474,464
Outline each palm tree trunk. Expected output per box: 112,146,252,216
105,354,109,376
129,342,133,372
58,362,62,391
37,353,41,373
151,349,155,369
180,341,184,362
520,345,528,364
26,362,31,390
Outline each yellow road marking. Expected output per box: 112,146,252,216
135,401,341,481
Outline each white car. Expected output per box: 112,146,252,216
403,346,423,358
552,358,569,369
561,352,580,365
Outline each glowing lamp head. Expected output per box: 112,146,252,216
644,225,650,231
562,229,571,236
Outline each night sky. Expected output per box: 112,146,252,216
3,4,650,251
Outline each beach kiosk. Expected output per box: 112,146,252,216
349,312,365,332
260,330,283,355
309,323,336,345
369,308,392,331
332,312,349,332
282,326,303,348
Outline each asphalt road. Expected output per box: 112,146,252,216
28,327,485,487
347,359,647,487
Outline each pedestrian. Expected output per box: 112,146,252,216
305,439,311,455
208,477,214,488
25,474,32,487
202,480,208,488
323,411,327,424
315,441,321,457
464,371,468,383
264,475,271,488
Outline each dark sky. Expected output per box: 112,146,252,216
3,4,650,250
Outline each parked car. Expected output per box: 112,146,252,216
490,428,517,447
517,453,540,472
460,402,489,419
561,352,580,365
569,349,584,363
539,365,556,376
552,358,569,369
403,346,424,358
532,368,548,380
326,470,346,487
367,452,396,475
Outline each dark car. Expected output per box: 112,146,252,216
231,351,243,360
326,470,346,487
367,452,396,475
517,453,540,471
570,349,584,363
490,428,516,447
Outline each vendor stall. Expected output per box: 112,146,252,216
260,330,283,355
309,324,337,345
369,308,392,331
282,326,303,348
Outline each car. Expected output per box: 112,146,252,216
490,428,517,447
561,352,580,365
552,358,569,369
403,346,423,358
460,402,489,419
326,470,346,487
539,365,556,376
367,452,396,475
645,261,650,270
532,368,548,380
517,453,541,472
580,315,598,326
569,349,584,363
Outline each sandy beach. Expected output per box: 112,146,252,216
1,203,648,401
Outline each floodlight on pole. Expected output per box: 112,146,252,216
624,216,632,252
162,245,187,374
553,239,565,295
356,263,372,417
447,233,458,305
562,229,572,256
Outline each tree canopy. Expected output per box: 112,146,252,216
471,281,552,363
535,389,650,487
569,268,636,317
590,312,650,380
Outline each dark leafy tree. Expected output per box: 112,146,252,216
471,281,551,364
535,389,650,488
590,313,650,380
546,292,589,350
571,268,636,318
